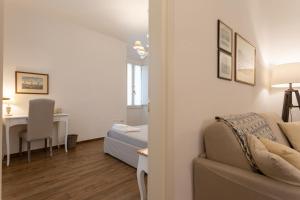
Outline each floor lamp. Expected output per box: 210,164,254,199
271,63,300,122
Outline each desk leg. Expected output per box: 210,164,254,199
56,122,60,151
64,119,69,153
137,156,147,200
6,126,10,166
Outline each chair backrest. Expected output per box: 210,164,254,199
27,99,55,141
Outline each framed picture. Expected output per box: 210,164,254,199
218,50,232,80
234,33,256,86
218,20,233,54
15,71,49,94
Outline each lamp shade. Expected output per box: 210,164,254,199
271,63,300,88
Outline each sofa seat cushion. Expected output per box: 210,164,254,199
260,137,300,170
247,134,300,186
278,122,300,151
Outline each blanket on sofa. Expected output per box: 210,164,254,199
216,112,276,171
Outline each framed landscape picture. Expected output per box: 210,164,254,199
218,50,232,80
16,71,49,94
234,33,256,86
218,20,233,54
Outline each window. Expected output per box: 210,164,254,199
127,63,148,106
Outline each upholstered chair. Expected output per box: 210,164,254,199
19,99,55,162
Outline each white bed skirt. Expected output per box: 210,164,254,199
104,137,141,168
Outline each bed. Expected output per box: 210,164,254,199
104,125,148,168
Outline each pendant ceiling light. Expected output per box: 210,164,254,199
133,34,149,59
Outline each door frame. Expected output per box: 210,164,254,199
0,0,4,197
0,0,171,198
148,0,174,199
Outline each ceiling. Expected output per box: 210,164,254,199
11,0,300,64
10,0,149,60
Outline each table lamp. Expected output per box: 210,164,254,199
271,63,300,122
2,97,12,116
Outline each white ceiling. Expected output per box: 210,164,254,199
11,0,300,64
11,0,149,59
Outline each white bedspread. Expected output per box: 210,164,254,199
107,125,148,147
104,125,148,168
112,124,141,133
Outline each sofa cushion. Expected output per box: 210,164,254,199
204,122,252,171
260,137,300,170
259,113,290,146
247,134,300,186
216,113,277,171
278,122,300,151
204,113,290,172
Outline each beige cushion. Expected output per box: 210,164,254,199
203,113,291,172
247,134,300,186
260,137,300,170
204,122,252,171
278,122,300,151
259,113,290,146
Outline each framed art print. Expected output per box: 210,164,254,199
234,33,256,86
218,50,232,80
16,71,49,94
218,20,233,54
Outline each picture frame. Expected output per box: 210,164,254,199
218,50,232,80
218,20,233,54
234,33,256,86
15,71,49,94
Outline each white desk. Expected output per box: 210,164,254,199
3,113,69,166
137,148,148,200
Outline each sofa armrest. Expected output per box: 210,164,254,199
194,158,300,200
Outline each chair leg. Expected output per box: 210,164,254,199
27,141,31,163
44,138,47,152
49,138,53,157
19,137,23,156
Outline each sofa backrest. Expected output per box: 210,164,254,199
203,113,290,171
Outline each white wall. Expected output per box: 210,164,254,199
254,0,300,121
127,106,148,126
3,1,127,154
167,0,271,199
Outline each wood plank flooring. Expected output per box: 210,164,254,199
2,140,140,200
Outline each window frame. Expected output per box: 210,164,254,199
127,63,144,108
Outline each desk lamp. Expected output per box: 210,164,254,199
2,97,12,116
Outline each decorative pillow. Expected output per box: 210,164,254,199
259,137,300,170
247,134,300,186
278,122,300,151
216,113,275,171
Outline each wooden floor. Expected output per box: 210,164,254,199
2,140,140,200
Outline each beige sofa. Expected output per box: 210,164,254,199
193,113,300,200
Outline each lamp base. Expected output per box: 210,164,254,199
282,85,300,122
6,106,12,116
